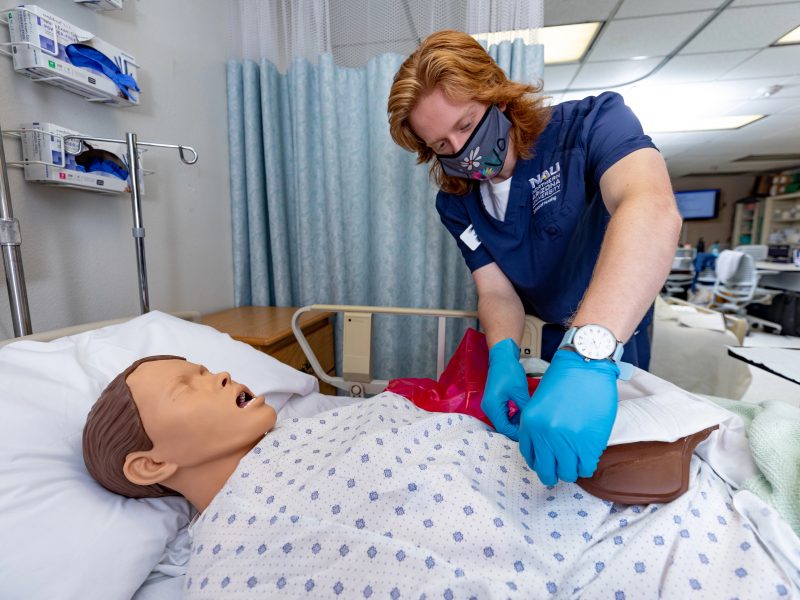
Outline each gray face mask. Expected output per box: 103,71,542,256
436,105,512,181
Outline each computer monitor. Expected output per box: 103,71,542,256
674,189,720,220
768,244,791,263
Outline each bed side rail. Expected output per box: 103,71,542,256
292,304,543,397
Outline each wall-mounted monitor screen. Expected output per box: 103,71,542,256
674,189,720,220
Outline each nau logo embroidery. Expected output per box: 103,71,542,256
529,161,561,214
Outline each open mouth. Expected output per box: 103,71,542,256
236,389,255,408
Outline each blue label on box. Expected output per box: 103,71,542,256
51,150,63,166
39,34,55,54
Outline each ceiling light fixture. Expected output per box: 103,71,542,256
753,84,783,98
472,22,602,65
774,24,800,45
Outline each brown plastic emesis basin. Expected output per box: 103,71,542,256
576,425,719,505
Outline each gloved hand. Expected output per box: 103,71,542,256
481,338,531,440
518,349,619,486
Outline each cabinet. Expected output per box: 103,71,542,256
732,197,764,246
760,191,800,246
201,306,336,395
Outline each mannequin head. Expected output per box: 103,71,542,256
83,355,277,510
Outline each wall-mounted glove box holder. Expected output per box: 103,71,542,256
3,122,147,194
0,5,139,106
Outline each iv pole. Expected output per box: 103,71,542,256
0,125,198,337
0,121,32,337
64,133,198,315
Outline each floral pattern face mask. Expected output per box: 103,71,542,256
436,105,512,181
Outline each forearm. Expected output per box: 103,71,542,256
572,197,681,341
479,289,526,348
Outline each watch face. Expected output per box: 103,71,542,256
573,324,617,360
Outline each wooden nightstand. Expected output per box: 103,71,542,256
202,306,336,395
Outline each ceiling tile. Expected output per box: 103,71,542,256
588,11,714,61
651,131,727,147
666,159,716,177
731,0,800,6
680,3,800,53
543,64,581,91
543,0,618,26
570,58,662,88
706,115,799,149
653,142,695,158
646,50,756,84
616,0,725,19
720,45,800,79
559,89,606,103
729,96,800,116
675,77,800,102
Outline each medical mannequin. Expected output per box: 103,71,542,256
83,355,276,512
83,356,707,512
387,30,681,487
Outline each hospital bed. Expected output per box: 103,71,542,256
1,309,798,599
651,295,752,399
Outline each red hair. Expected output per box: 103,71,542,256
388,30,551,196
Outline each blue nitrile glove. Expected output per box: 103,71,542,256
518,349,619,486
481,338,531,440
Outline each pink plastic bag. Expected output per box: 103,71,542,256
386,328,539,429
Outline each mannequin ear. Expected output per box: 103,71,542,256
123,451,178,487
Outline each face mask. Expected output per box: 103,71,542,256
436,105,512,181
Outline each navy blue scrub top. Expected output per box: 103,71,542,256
436,92,657,368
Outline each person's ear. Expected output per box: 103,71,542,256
499,101,507,112
123,451,178,487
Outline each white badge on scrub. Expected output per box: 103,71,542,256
460,224,482,251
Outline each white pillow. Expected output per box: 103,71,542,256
610,367,732,445
0,310,318,600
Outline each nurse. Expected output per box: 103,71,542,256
387,30,680,485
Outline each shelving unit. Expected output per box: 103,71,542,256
732,197,764,246
760,191,800,245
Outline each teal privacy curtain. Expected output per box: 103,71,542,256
227,40,543,380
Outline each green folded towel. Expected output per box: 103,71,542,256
710,397,800,534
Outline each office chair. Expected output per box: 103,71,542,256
663,247,695,297
734,244,769,262
708,251,781,333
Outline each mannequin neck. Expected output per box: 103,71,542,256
164,446,254,512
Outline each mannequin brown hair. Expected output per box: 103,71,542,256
387,29,551,196
83,355,185,499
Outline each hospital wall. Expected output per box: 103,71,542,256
672,174,755,249
0,0,233,339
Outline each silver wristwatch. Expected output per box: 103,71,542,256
559,324,634,380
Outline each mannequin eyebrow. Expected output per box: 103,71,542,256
167,375,186,400
168,373,190,399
